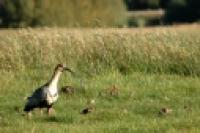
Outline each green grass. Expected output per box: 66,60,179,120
0,70,200,132
0,25,200,132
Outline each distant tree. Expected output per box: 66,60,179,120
186,0,200,21
0,0,35,27
159,0,170,8
148,0,160,9
0,0,127,27
124,0,160,10
165,0,200,23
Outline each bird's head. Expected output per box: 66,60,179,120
55,64,74,73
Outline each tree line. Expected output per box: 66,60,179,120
0,0,199,27
124,0,200,23
0,0,126,27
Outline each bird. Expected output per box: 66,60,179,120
102,85,119,97
107,85,119,96
23,64,73,117
60,85,76,95
80,99,95,115
159,107,172,116
80,106,94,114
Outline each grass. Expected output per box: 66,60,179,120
0,70,200,132
0,25,200,132
0,25,200,76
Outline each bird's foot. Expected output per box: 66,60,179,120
47,108,55,116
40,109,44,116
25,112,32,119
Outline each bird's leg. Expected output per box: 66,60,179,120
47,107,55,116
47,107,51,115
40,109,43,116
27,112,32,119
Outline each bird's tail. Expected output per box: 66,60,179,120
23,104,33,112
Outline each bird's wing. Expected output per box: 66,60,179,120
24,84,50,108
29,84,49,101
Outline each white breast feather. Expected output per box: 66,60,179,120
46,85,59,104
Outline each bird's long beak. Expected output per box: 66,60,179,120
64,67,74,74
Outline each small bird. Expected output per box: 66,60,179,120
159,107,172,116
60,85,76,95
105,85,119,96
23,64,73,117
80,99,95,115
80,106,94,114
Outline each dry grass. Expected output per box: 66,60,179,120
0,25,200,76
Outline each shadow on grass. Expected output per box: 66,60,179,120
38,115,75,124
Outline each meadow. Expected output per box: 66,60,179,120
0,25,200,132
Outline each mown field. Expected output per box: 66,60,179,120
0,25,200,132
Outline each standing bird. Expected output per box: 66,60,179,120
23,64,73,117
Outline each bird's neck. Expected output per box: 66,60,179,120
49,71,62,88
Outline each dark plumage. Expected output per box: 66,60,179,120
80,107,93,114
24,84,52,112
80,99,95,115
